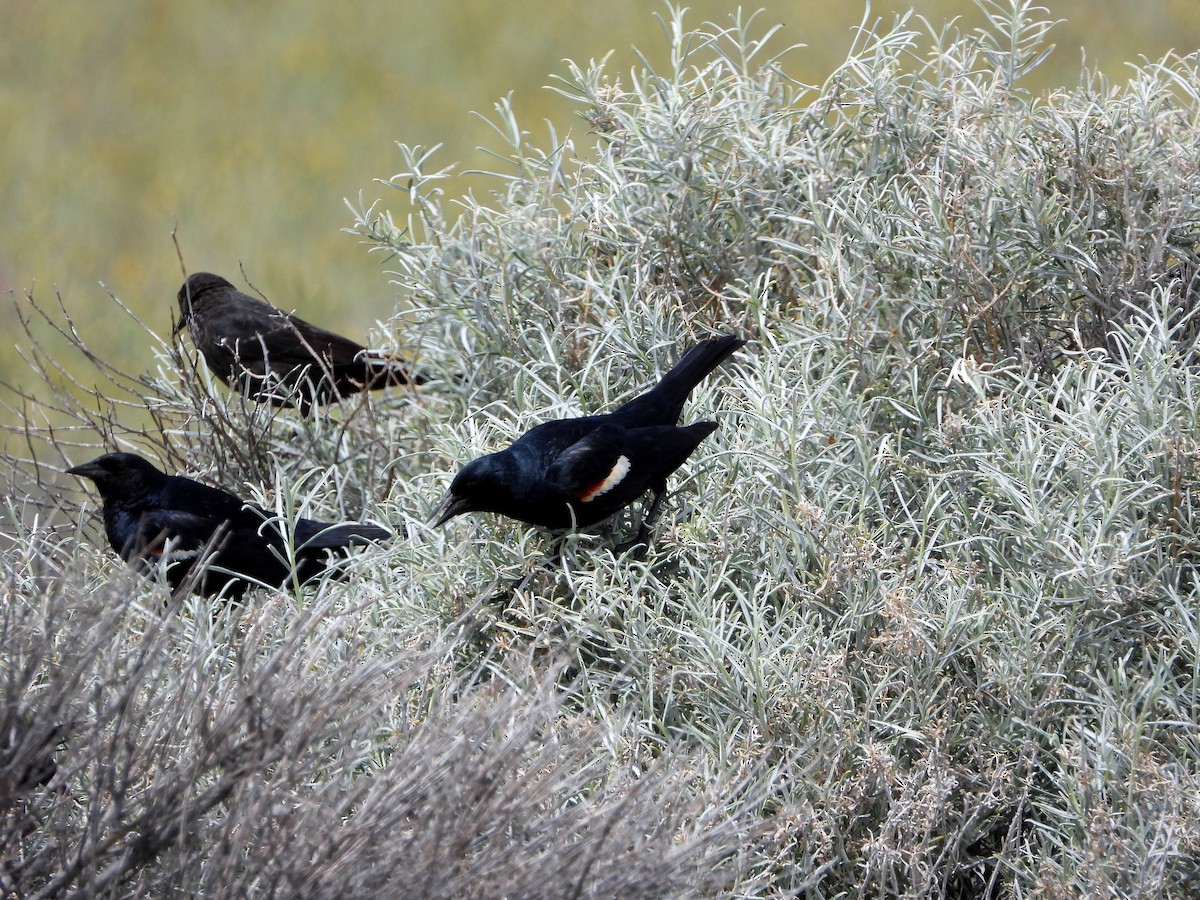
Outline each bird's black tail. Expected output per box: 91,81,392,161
295,520,392,551
290,520,391,585
614,334,745,426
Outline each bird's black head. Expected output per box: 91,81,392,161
175,272,234,333
66,452,167,502
430,452,519,527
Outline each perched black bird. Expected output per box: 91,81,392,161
68,452,390,599
432,334,744,547
175,272,426,409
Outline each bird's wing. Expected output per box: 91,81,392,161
273,311,371,369
199,300,280,349
546,422,720,508
145,478,276,548
203,303,359,372
132,499,296,586
125,474,251,547
544,424,635,503
193,306,282,375
124,507,228,559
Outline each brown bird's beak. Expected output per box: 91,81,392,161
171,314,187,338
429,490,472,527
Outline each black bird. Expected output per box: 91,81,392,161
432,334,744,547
174,272,426,409
68,452,390,599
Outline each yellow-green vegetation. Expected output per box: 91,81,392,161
1,2,1198,389
7,2,1200,895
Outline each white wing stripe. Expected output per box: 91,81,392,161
580,455,631,502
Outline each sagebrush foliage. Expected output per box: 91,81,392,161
5,2,1200,896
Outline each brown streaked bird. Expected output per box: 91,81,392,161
174,272,426,409
431,334,745,550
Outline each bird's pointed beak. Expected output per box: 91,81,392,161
429,490,472,528
66,461,103,481
171,314,187,338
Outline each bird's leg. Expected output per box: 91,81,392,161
614,488,666,558
487,537,565,603
492,562,542,602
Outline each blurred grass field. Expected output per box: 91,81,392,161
1,1,1198,394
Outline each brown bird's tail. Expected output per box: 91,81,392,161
359,353,432,389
